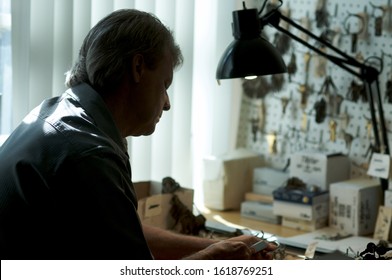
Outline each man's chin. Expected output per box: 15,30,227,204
140,127,156,136
128,124,156,137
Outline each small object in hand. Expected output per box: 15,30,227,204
251,240,269,253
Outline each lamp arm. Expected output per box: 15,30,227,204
273,23,362,79
262,11,366,78
374,78,390,156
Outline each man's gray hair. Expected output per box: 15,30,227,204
65,9,183,92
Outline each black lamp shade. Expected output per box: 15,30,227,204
216,8,287,80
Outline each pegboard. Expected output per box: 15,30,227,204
236,0,392,178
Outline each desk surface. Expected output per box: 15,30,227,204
200,207,307,238
199,207,311,259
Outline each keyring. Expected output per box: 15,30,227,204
343,13,365,53
370,2,386,36
344,13,365,35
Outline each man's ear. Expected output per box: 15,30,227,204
131,54,145,83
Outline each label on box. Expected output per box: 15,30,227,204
144,196,162,217
292,154,326,176
385,190,392,208
367,153,390,179
373,206,392,240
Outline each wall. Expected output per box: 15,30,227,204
236,0,392,179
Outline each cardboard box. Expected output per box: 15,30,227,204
134,181,194,230
272,187,329,205
253,167,289,195
273,200,329,221
290,152,350,190
282,216,328,231
241,201,281,224
373,206,392,242
329,178,383,236
203,149,264,210
245,192,274,204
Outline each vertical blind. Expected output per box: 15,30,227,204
0,0,11,135
10,0,245,204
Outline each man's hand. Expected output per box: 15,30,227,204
184,235,276,260
225,235,276,260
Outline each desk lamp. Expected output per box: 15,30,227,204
216,0,390,191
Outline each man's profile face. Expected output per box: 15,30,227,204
126,49,173,137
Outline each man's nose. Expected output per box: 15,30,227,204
163,94,171,111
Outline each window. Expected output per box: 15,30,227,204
0,0,11,135
0,0,238,199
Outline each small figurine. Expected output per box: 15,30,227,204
359,241,392,260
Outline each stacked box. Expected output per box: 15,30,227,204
240,201,281,224
240,167,288,223
329,178,382,235
253,167,289,196
244,192,274,204
272,187,329,230
290,152,350,191
203,149,264,210
272,187,329,205
282,216,328,231
134,181,194,230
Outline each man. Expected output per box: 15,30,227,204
0,9,274,260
